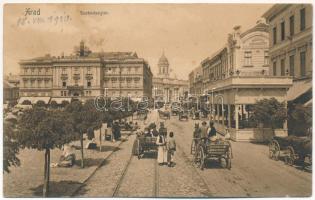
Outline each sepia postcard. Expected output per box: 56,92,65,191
2,1,313,198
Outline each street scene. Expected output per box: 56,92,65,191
3,3,313,198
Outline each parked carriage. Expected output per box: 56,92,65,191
158,110,171,120
178,110,189,121
194,139,233,170
269,136,312,168
136,135,157,159
136,109,148,120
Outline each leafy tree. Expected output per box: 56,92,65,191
288,103,312,136
16,108,75,197
50,100,58,110
251,98,287,138
3,121,20,173
21,100,32,105
61,100,70,108
65,100,102,168
34,100,46,108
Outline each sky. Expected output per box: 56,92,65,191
3,3,273,80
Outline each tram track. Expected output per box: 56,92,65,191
112,154,134,197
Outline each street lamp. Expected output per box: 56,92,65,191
153,87,157,110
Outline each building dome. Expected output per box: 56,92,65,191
158,53,169,66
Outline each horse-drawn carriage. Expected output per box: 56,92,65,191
136,109,148,120
269,135,312,168
136,135,158,159
171,102,181,116
178,110,189,121
158,109,171,120
193,139,233,170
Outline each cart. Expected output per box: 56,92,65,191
194,139,233,170
269,136,312,168
137,136,157,159
179,110,189,121
158,110,171,120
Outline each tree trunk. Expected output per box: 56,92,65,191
80,131,84,168
43,148,50,197
99,126,102,152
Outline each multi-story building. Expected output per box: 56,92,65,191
152,53,189,103
18,41,153,104
189,21,293,142
3,80,19,106
188,65,203,96
262,4,312,105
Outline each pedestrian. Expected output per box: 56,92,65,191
166,132,176,167
200,121,208,146
156,131,166,165
208,122,217,142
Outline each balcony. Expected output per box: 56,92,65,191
85,74,93,80
61,74,68,80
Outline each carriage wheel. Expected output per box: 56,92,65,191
199,147,205,170
191,140,196,155
137,139,141,159
284,146,295,166
269,140,280,161
226,145,232,170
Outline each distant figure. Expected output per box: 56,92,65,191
51,144,76,168
156,132,167,165
87,127,95,140
166,132,176,167
159,122,167,138
113,121,121,140
208,122,217,141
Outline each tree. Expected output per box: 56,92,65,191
22,100,32,105
50,100,58,110
65,100,102,168
288,103,312,136
251,98,287,138
17,108,75,197
3,121,20,173
34,100,46,108
61,100,70,108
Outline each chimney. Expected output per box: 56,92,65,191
80,40,84,57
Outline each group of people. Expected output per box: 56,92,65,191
194,121,218,144
138,122,177,167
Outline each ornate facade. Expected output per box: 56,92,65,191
262,4,312,105
152,53,189,103
189,22,293,142
19,41,153,102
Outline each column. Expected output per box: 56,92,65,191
216,104,220,123
235,104,239,130
228,104,231,128
222,105,225,126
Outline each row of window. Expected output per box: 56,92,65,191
62,81,91,88
244,51,269,66
272,51,306,77
24,68,50,74
105,66,140,74
273,8,306,45
23,80,51,88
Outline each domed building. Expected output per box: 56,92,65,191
152,52,189,103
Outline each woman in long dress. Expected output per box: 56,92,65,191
156,133,166,165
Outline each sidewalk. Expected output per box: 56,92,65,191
3,121,137,197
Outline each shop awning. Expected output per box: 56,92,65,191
304,99,312,107
18,97,51,104
287,79,312,101
50,97,72,104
